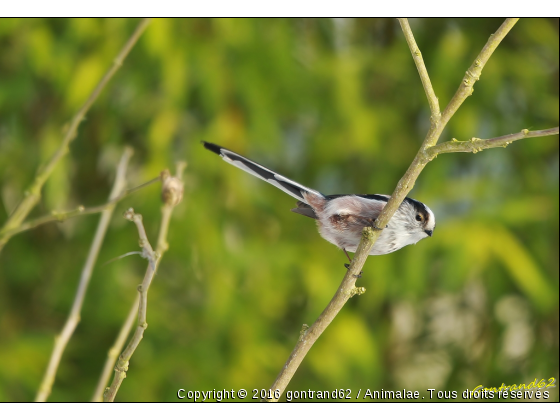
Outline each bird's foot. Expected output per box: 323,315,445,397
344,263,363,278
369,218,387,231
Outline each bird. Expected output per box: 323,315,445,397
202,141,435,261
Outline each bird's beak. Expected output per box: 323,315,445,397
424,229,433,237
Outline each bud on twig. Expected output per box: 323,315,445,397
160,169,184,207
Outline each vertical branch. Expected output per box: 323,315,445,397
0,18,150,253
35,147,134,402
102,163,185,402
397,18,441,123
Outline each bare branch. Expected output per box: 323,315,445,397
1,176,160,239
101,209,158,402
427,128,559,156
266,18,535,401
102,162,185,402
35,147,133,402
432,18,520,148
0,18,151,253
376,18,520,231
265,228,375,401
91,295,139,402
397,18,441,123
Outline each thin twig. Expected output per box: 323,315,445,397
102,163,185,402
92,163,187,402
102,209,159,402
1,177,160,239
91,295,139,402
427,127,559,156
0,18,151,254
397,18,441,123
35,147,134,402
265,18,527,401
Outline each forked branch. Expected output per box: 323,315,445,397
102,163,185,402
266,18,557,401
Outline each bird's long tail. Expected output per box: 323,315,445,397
202,141,323,203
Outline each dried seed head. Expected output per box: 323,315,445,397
161,170,184,207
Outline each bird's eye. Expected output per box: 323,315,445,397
416,214,424,222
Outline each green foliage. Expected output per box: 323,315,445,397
0,18,557,402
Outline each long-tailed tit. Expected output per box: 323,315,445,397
203,141,435,260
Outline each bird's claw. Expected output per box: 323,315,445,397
344,263,363,278
369,218,385,231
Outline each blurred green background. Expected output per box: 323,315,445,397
0,18,558,402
